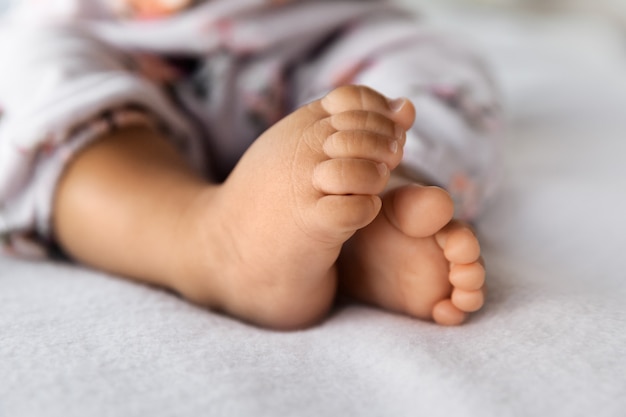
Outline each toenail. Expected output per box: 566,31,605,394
389,140,399,154
387,97,407,112
394,124,404,140
377,162,389,177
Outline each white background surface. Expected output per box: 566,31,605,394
2,2,626,416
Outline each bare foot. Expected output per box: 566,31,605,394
176,86,416,329
339,183,486,325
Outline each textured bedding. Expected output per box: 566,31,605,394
2,3,626,416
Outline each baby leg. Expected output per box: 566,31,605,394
54,86,415,329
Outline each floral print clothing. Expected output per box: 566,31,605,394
0,0,502,257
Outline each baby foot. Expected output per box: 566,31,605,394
179,86,415,329
339,184,485,325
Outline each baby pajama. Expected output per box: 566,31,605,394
0,0,502,257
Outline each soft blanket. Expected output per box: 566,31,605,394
2,3,626,416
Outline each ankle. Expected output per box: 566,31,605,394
166,184,232,308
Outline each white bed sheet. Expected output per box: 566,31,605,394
2,4,626,417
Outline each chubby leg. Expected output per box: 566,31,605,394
54,85,415,329
53,126,208,290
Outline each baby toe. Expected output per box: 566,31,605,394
432,299,468,326
323,130,403,169
321,85,415,130
450,262,485,291
314,194,382,234
451,288,485,313
436,222,481,264
383,185,454,238
312,159,389,195
329,109,403,139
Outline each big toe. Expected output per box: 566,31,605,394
382,185,455,238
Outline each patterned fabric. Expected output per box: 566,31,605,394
0,0,502,257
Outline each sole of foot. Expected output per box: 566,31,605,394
339,183,486,326
178,85,417,329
